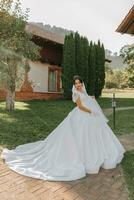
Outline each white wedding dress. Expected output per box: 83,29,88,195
1,85,126,181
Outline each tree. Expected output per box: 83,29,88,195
122,65,134,88
87,42,95,95
94,41,101,98
62,33,105,99
79,36,89,86
120,44,134,64
105,67,123,89
120,44,134,88
0,0,40,110
98,44,105,96
74,32,81,75
62,32,89,99
94,41,105,98
74,32,89,84
62,33,75,99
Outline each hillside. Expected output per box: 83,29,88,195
30,22,73,37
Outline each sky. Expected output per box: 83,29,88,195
20,0,134,54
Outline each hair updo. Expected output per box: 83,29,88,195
73,75,83,85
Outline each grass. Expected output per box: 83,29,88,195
0,97,133,149
98,97,134,108
107,105,134,199
0,100,74,149
108,109,134,135
122,150,134,200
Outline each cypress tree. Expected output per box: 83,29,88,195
87,42,96,95
74,32,81,75
94,40,105,98
62,33,105,99
79,36,89,86
83,37,89,86
95,40,101,98
98,44,105,96
62,33,75,99
74,33,89,86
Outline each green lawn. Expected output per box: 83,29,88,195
108,109,134,135
0,97,133,149
122,150,134,200
108,108,134,200
0,100,74,149
98,97,134,108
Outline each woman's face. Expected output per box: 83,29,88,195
74,79,83,90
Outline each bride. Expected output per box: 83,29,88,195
1,75,126,181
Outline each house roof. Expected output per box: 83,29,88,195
116,5,134,35
25,23,64,45
26,22,111,63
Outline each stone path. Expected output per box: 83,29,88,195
0,158,129,200
0,107,134,200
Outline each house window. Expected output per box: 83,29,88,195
48,69,57,92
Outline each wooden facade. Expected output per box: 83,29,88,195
116,5,134,35
0,23,64,101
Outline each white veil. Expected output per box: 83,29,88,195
72,82,109,123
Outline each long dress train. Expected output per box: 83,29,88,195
1,90,126,181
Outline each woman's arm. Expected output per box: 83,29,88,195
76,97,92,113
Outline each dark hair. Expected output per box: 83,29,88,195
73,75,83,84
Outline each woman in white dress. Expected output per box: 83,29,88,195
1,75,126,181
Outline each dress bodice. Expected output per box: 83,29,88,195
73,90,109,123
74,90,94,108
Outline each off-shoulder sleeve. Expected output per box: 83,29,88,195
72,91,80,103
